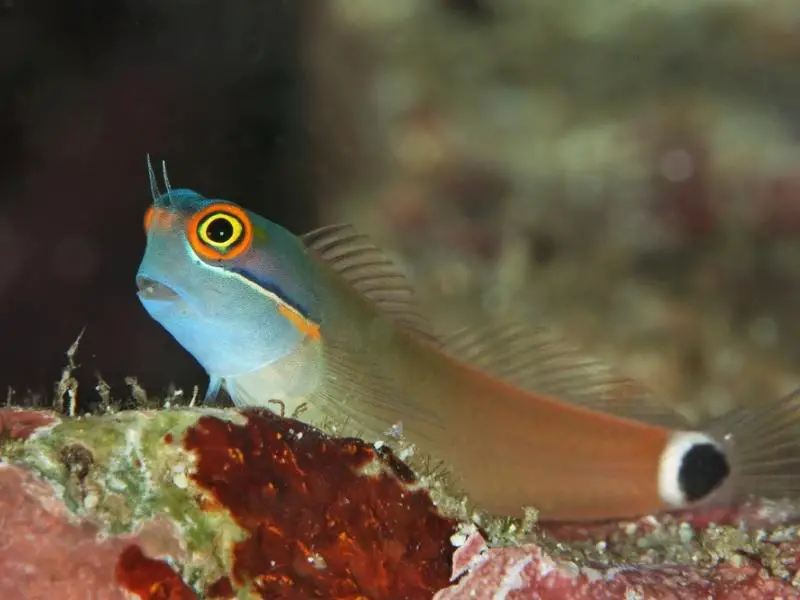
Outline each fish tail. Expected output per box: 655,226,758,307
662,387,800,510
711,387,800,503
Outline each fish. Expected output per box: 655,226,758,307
136,158,800,522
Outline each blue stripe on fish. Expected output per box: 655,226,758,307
230,266,315,322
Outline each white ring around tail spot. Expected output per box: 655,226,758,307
658,431,724,508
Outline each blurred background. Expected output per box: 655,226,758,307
2,0,800,418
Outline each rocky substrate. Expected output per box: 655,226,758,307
1,406,799,599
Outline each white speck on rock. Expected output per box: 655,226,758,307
450,522,478,548
172,471,188,489
398,445,415,461
307,553,327,570
83,491,99,510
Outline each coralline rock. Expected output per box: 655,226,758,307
435,530,800,600
0,407,457,599
3,405,800,599
436,504,800,600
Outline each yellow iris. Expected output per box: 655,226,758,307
198,213,243,251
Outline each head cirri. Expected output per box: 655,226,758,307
135,161,321,380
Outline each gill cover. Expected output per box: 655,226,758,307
136,158,322,379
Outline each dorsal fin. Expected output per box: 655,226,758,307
441,320,692,429
301,224,438,344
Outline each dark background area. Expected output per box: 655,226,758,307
2,0,799,419
0,0,315,407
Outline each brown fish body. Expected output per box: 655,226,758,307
234,222,800,523
309,260,675,521
428,358,672,520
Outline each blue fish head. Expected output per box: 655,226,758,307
136,187,321,378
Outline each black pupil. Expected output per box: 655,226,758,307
206,216,235,244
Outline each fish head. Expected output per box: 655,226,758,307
136,185,321,377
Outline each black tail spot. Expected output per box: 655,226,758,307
678,443,731,502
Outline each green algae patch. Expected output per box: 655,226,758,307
0,407,250,595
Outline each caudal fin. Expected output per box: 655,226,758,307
706,387,800,502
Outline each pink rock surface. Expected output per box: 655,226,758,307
4,407,800,599
0,462,187,600
435,531,800,600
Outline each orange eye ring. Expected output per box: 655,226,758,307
143,206,155,233
187,203,253,260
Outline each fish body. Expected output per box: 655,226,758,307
137,160,800,522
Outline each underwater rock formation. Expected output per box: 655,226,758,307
0,407,456,599
436,528,800,599
2,405,800,599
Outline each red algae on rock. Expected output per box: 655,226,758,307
183,408,459,599
116,545,197,600
205,576,235,599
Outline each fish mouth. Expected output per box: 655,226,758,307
136,276,181,301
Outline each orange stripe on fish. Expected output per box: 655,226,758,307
278,302,321,340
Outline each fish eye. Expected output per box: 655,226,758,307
188,203,253,260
